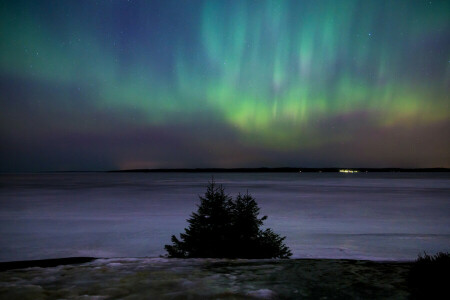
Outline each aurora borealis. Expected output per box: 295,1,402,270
0,0,449,171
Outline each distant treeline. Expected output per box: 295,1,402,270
109,167,449,173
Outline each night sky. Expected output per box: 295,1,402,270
0,0,449,172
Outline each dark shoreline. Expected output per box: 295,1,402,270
108,167,449,173
1,167,448,174
0,256,413,272
0,257,97,272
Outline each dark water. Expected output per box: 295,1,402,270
0,172,449,261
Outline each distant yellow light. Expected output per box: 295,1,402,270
339,169,358,173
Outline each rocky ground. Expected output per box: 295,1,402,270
0,257,413,299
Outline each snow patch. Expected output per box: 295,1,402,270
247,289,277,299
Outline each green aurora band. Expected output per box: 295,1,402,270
0,0,449,170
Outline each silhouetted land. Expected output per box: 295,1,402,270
109,167,449,173
408,252,449,299
0,257,97,271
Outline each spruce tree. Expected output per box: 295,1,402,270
231,192,267,258
165,179,233,258
231,192,292,259
165,179,292,259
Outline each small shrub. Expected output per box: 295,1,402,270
165,179,292,259
408,252,450,299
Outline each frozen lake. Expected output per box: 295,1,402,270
0,172,449,262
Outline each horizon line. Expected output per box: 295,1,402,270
2,167,449,174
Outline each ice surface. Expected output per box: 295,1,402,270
0,172,449,261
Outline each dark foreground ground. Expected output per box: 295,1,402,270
0,257,413,299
